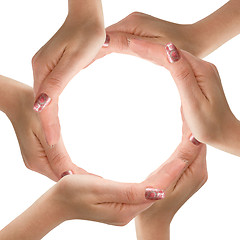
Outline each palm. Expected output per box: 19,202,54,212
11,85,88,181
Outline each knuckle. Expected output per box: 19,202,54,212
177,148,195,163
209,63,217,71
195,169,208,188
21,153,36,171
202,61,217,75
126,12,144,22
201,171,208,184
115,214,131,226
32,55,40,69
45,76,64,93
174,67,191,82
24,162,33,170
24,160,36,171
124,184,138,203
50,152,68,167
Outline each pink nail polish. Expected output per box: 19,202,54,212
61,170,74,179
103,34,110,47
165,43,180,63
145,188,165,200
33,93,51,112
189,135,201,146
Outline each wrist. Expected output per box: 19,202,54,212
185,22,209,58
0,76,25,120
52,176,78,221
218,115,240,156
0,186,65,240
135,214,171,240
68,0,104,26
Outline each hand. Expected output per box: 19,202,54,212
94,2,240,62
135,110,207,240
55,153,189,225
32,0,105,146
1,76,88,181
0,156,192,240
93,12,204,62
127,39,240,156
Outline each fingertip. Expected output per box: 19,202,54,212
165,43,181,63
102,34,110,48
61,170,74,179
189,134,201,146
33,93,52,113
145,187,165,200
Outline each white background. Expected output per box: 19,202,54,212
0,0,240,239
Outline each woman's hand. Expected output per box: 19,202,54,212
136,111,207,240
55,153,189,225
0,151,190,240
0,76,88,181
127,39,240,156
94,0,240,62
94,12,201,60
32,0,105,146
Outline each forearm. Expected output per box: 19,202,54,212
135,217,170,240
191,0,240,57
68,0,104,27
212,114,240,157
0,76,30,120
0,187,64,240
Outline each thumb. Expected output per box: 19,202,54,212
33,52,87,145
94,31,156,63
99,179,164,205
45,136,89,180
128,39,204,107
102,158,188,205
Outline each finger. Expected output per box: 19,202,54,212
129,39,205,104
98,157,188,204
174,144,207,195
93,32,157,64
33,50,91,145
94,177,164,205
146,134,204,191
37,99,60,146
145,152,188,188
44,136,89,180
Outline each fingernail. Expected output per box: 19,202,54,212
33,93,51,112
61,170,74,179
145,188,165,200
189,135,201,146
165,43,180,63
103,34,110,47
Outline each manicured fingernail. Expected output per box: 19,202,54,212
145,188,165,200
33,93,51,112
103,34,110,47
61,170,74,179
165,43,180,63
189,135,201,146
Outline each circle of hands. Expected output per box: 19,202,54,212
6,11,236,230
